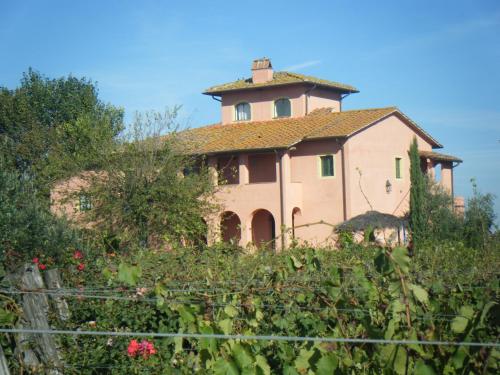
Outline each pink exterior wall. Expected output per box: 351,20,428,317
343,114,433,218
440,162,453,193
289,139,344,245
307,88,341,113
220,85,341,124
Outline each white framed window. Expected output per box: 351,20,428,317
235,102,251,121
395,157,402,179
319,155,335,178
274,98,291,118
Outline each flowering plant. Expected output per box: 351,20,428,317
127,339,156,359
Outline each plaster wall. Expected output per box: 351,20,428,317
289,139,344,245
220,85,341,124
344,114,433,218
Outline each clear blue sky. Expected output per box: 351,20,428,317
1,0,499,221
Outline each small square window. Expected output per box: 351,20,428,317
79,194,92,212
320,155,334,177
395,157,402,179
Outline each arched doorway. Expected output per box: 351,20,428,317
251,209,275,249
220,211,241,244
292,207,302,239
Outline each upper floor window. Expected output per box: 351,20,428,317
274,98,291,118
235,102,251,121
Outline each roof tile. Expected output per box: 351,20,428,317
204,71,358,95
178,107,442,154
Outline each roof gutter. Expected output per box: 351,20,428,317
340,93,351,112
210,95,222,103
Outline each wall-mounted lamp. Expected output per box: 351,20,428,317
385,180,392,193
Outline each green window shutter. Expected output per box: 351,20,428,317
321,155,334,177
395,158,402,179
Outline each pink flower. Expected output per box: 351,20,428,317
38,264,46,271
128,339,156,358
139,340,156,358
32,257,39,264
73,250,84,259
76,263,85,271
127,339,140,357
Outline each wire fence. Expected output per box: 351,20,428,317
1,328,499,348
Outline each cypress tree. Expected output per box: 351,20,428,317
409,137,426,250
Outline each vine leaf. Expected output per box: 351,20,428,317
409,284,429,305
117,262,141,286
451,306,474,333
414,359,437,375
315,353,339,375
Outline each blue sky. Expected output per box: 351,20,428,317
1,0,499,221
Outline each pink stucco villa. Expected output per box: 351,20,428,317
182,58,462,249
51,58,462,250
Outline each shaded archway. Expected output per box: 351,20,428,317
220,211,241,243
292,207,302,239
251,209,275,249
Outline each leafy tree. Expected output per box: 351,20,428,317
422,180,463,242
463,179,496,248
84,108,216,249
0,157,79,267
0,69,123,195
408,137,426,250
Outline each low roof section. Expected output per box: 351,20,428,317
178,107,443,155
419,150,462,163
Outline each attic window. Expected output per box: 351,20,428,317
274,98,291,118
235,102,251,121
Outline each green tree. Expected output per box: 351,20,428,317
408,137,426,250
0,157,79,266
0,69,123,195
463,179,496,248
84,109,216,249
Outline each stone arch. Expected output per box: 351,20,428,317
251,209,275,249
220,211,241,243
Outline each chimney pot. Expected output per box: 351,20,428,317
251,57,273,83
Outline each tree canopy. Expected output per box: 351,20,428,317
0,69,124,196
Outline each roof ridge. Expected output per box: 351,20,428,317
340,106,398,113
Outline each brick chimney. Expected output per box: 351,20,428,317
251,58,273,84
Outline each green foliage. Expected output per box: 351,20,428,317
0,158,79,266
34,242,499,374
463,179,497,248
84,109,216,248
409,137,426,249
0,68,123,196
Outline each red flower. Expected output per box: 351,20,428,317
38,264,46,271
76,263,85,271
127,339,156,358
32,257,39,264
73,250,84,259
139,340,156,358
127,339,140,357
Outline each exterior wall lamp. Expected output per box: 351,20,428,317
385,179,392,193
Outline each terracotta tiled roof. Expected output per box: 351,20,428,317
203,71,359,95
179,107,442,155
419,150,462,163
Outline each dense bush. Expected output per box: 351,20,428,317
0,159,79,267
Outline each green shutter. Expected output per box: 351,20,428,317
321,155,334,177
395,158,402,179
